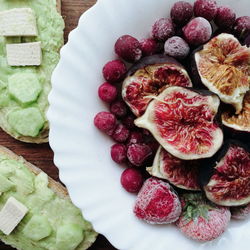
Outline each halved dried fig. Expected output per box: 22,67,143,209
201,140,250,206
135,86,223,160
147,146,201,190
194,33,250,114
222,91,250,132
122,54,192,117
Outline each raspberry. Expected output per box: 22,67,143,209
127,131,144,145
164,36,190,59
194,0,218,21
102,60,127,83
110,100,128,118
94,112,117,135
127,143,152,167
214,6,236,30
115,35,142,62
122,115,136,129
134,178,181,224
170,1,193,26
98,82,117,103
140,38,158,56
183,17,212,45
111,144,127,164
152,18,175,41
231,203,250,220
120,168,143,193
233,16,250,40
112,124,130,142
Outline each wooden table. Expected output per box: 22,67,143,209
1,0,116,249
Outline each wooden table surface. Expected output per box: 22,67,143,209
1,0,116,249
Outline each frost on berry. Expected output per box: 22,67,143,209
127,131,144,145
98,82,117,103
111,143,127,164
120,168,143,193
170,1,193,26
140,38,158,56
94,112,117,135
193,0,218,21
112,124,130,142
214,6,236,30
110,100,128,118
102,60,127,83
233,16,250,40
152,18,175,41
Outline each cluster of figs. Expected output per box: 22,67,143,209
122,33,250,207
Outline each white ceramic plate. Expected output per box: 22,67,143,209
48,0,250,249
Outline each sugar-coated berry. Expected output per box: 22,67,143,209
127,143,152,167
94,112,117,135
110,100,128,118
127,131,144,145
233,16,250,40
111,144,127,164
170,1,193,26
112,124,130,142
140,38,158,56
120,168,143,193
183,17,212,45
102,60,127,83
152,18,175,41
122,115,136,129
98,82,117,103
164,36,190,59
194,0,218,21
115,35,142,62
214,6,236,30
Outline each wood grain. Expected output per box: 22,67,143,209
0,0,116,249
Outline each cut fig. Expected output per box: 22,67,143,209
122,54,192,117
135,86,223,160
201,140,250,206
147,146,201,190
194,33,250,114
222,91,250,132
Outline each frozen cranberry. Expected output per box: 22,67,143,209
127,143,152,167
170,1,193,26
233,16,250,40
110,100,128,118
112,124,130,142
194,0,218,21
127,131,144,145
164,36,190,59
102,60,127,83
152,18,175,41
111,143,127,164
244,34,250,47
122,115,136,129
94,112,117,135
183,17,212,45
98,82,117,103
120,168,143,193
115,35,142,62
214,6,236,30
140,38,158,56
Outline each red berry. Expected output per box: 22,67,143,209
127,131,144,145
170,1,193,26
102,60,127,83
233,16,250,40
112,124,130,142
94,112,117,135
214,6,236,30
134,178,181,224
115,35,142,62
194,0,218,21
183,17,212,45
140,38,158,56
98,82,117,103
120,168,143,193
152,18,175,41
127,143,152,167
122,115,136,129
164,36,190,59
110,100,128,118
111,144,127,164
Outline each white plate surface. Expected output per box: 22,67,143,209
48,0,250,249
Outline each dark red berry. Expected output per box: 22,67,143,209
111,144,127,164
127,131,144,145
112,124,130,142
115,35,142,62
214,6,236,30
98,82,117,103
194,0,218,21
233,16,250,40
140,38,158,56
120,168,143,193
102,60,127,83
122,115,136,129
152,18,175,41
94,112,117,135
170,1,193,26
110,100,128,118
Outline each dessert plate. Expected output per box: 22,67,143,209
48,0,250,249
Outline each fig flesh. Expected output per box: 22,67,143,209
194,33,250,114
122,55,192,117
135,86,223,160
147,146,201,190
